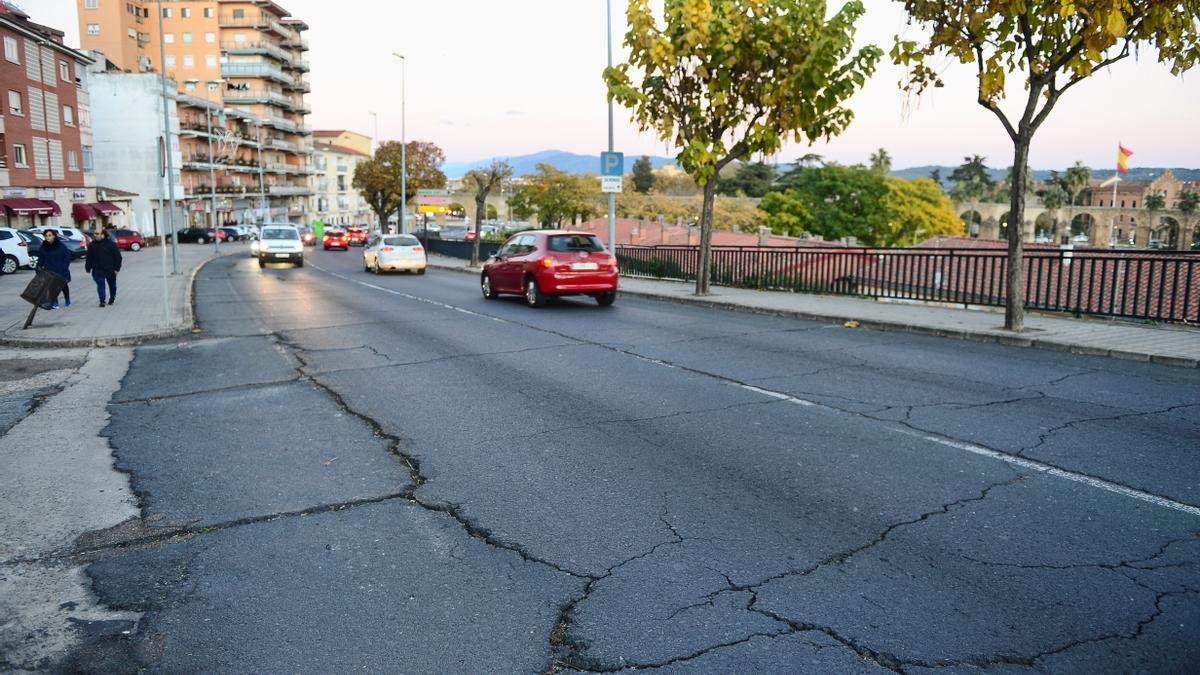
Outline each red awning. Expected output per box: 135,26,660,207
93,201,123,215
0,198,56,215
40,199,62,216
72,203,100,221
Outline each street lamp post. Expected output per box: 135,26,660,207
156,0,179,274
369,110,379,232
205,80,224,254
606,0,616,253
255,118,267,224
392,53,406,234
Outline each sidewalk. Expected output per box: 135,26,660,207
0,241,242,347
427,253,1200,368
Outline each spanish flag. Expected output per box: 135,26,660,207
1117,144,1133,174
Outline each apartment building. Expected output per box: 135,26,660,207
0,4,99,230
312,129,371,227
77,0,312,226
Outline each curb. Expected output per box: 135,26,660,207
0,251,234,349
425,258,1199,369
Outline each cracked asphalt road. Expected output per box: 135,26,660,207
64,250,1200,672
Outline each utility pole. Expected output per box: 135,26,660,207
256,119,267,225
156,0,179,274
606,0,616,253
205,81,224,254
392,54,407,234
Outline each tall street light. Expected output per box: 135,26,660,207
205,79,224,254
392,53,406,234
606,0,617,253
156,0,179,274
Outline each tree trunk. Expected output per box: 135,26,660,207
1005,136,1031,331
471,193,487,267
695,179,718,295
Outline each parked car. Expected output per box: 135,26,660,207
258,225,303,268
323,229,349,250
31,226,91,245
16,231,41,268
0,227,32,274
440,227,468,242
110,229,147,251
236,224,258,240
363,234,426,274
219,227,241,243
481,231,618,307
176,227,217,244
346,225,368,247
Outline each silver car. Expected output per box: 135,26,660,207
363,234,426,274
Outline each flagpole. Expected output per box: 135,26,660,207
1110,176,1119,247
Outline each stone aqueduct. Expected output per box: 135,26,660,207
955,202,1196,249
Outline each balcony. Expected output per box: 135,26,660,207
269,185,311,196
221,63,294,85
219,13,289,38
221,40,290,62
284,76,310,93
265,115,298,133
266,137,297,152
282,33,309,51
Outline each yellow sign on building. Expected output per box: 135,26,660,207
418,205,448,214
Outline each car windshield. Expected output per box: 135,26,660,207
263,229,299,240
548,235,605,252
385,236,419,247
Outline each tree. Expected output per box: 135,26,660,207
606,0,881,295
894,1,1200,331
1145,189,1167,243
869,148,892,174
448,202,467,218
1039,183,1069,238
507,164,597,228
796,152,825,168
395,141,448,232
762,163,890,243
1176,189,1199,249
1065,161,1092,206
882,176,965,246
718,161,777,198
631,155,656,193
948,155,994,227
353,141,406,232
463,159,513,265
930,167,943,186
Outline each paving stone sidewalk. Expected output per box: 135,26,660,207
0,241,243,347
427,253,1200,368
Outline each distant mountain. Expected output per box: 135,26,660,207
442,150,676,178
892,165,1200,185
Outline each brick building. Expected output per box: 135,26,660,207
0,4,98,229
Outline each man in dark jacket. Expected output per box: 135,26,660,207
85,228,122,307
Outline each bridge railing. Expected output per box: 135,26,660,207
614,245,1200,324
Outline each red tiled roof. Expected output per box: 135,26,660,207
315,141,369,158
313,130,347,137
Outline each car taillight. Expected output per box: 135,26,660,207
18,241,27,247
381,246,394,252
541,256,554,269
413,246,423,252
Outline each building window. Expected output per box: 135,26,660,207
233,8,245,18
205,32,216,43
184,81,196,91
233,33,246,43
85,0,98,7
60,61,70,81
1132,200,1137,208
12,143,26,167
165,55,175,67
126,2,134,14
182,32,193,44
128,28,137,39
206,55,217,67
163,32,174,43
85,23,99,35
3,36,17,63
183,55,194,68
204,7,214,18
64,105,74,126
82,147,94,172
162,7,171,18
182,8,191,18
7,90,21,116
68,150,79,172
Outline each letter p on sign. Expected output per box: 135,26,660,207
600,152,624,177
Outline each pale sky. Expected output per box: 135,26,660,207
37,0,1200,170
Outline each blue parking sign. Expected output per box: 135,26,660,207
600,152,624,177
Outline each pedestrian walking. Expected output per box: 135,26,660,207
34,229,72,309
85,228,122,307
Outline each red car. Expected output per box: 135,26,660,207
346,226,368,246
110,228,147,251
481,230,618,307
323,229,348,250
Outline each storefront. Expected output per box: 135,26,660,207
0,198,60,230
71,201,125,230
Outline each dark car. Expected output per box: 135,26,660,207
175,227,217,244
111,229,146,251
481,231,618,307
323,229,348,250
219,227,241,243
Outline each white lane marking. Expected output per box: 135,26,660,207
312,261,1200,519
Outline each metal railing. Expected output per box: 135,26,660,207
614,245,1200,324
221,63,293,85
220,40,290,62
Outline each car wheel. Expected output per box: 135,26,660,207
1,255,17,275
481,274,498,299
28,255,39,268
363,258,370,272
295,258,304,268
525,276,546,308
198,237,207,245
596,291,617,307
417,268,426,275
130,242,142,252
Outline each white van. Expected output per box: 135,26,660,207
257,225,303,268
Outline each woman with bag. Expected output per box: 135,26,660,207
35,229,72,309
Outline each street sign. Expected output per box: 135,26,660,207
600,151,624,177
418,205,448,214
416,196,452,206
417,189,452,197
600,175,622,193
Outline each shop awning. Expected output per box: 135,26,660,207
72,203,100,221
40,199,62,216
0,198,56,215
94,201,123,215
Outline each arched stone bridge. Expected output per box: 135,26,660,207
955,202,1196,248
